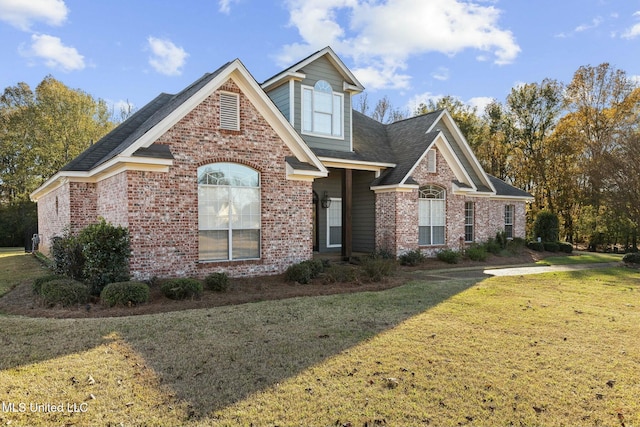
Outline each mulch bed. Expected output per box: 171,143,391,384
0,251,542,319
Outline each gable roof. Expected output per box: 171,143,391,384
262,46,364,93
31,59,327,202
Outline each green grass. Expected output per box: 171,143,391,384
0,248,50,297
0,250,639,426
537,251,624,265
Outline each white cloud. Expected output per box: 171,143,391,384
431,67,450,81
575,17,602,33
0,0,67,31
147,36,189,76
279,0,519,90
622,11,640,39
468,96,494,114
218,0,239,14
21,33,84,72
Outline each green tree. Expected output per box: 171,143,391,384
0,77,116,246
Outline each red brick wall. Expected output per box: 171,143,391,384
122,79,313,279
375,147,528,257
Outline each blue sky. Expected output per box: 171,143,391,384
1,0,639,117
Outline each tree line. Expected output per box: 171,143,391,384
0,76,118,247
359,63,640,251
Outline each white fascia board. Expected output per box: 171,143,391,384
439,110,497,194
318,157,396,171
261,71,306,92
286,162,328,181
30,156,173,202
370,184,419,193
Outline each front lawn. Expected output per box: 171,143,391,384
0,251,638,426
0,248,49,297
536,251,624,265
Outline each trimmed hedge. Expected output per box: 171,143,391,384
360,257,395,282
623,252,640,265
527,241,545,252
32,274,65,295
100,281,150,307
437,249,461,264
205,272,230,292
466,245,488,261
40,279,89,307
160,278,203,300
399,249,425,266
285,259,325,284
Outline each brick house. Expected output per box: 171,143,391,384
30,47,532,280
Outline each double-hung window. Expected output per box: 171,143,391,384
302,80,343,137
464,202,474,242
198,163,260,261
504,205,515,239
419,185,446,245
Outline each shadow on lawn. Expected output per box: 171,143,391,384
115,277,483,419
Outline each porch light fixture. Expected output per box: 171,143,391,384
321,191,332,209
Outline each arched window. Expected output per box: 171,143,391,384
198,163,260,261
302,80,343,137
418,185,446,245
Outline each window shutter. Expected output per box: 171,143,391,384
220,92,239,130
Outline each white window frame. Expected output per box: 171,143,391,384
301,81,344,139
326,198,342,248
504,204,515,239
419,185,446,246
464,201,474,243
198,163,261,261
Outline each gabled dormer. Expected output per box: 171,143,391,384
262,47,364,153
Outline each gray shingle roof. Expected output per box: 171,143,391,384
61,62,232,172
488,175,533,198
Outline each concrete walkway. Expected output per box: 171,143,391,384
484,262,622,277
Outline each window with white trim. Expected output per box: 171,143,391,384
504,204,515,239
220,92,239,130
302,80,343,137
327,198,342,247
419,185,446,245
198,163,260,261
464,201,474,242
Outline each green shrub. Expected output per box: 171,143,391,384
40,279,89,307
505,237,526,255
543,241,559,252
100,281,150,307
534,211,560,242
285,262,312,284
485,238,502,255
437,248,461,264
78,218,131,296
465,245,487,261
369,248,396,260
495,231,508,250
50,232,85,280
32,274,64,295
160,278,203,300
623,252,640,264
559,242,574,254
360,258,395,282
323,264,358,284
301,259,324,278
527,241,545,252
205,272,230,292
399,249,425,266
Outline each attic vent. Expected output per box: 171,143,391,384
220,92,239,130
426,149,437,173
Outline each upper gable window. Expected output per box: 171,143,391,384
302,80,343,138
220,92,239,131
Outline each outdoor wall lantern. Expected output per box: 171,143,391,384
321,191,332,209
